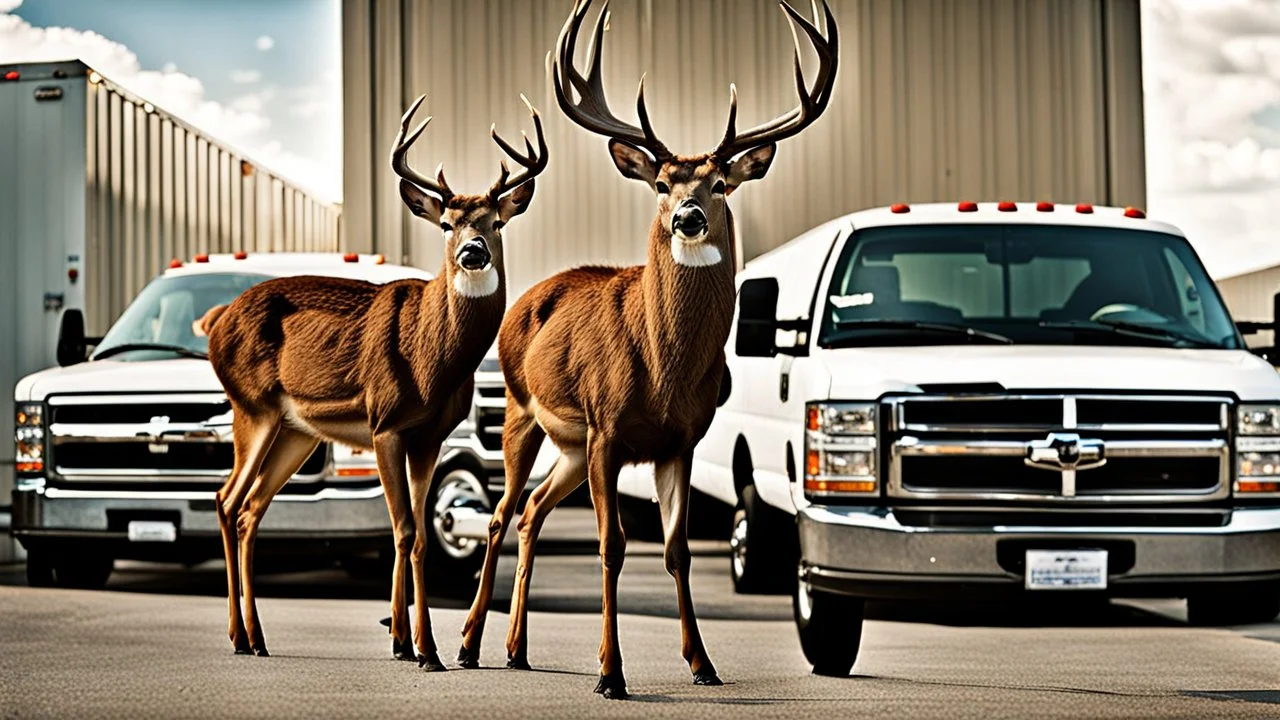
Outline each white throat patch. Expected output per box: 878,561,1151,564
452,266,499,298
670,232,722,268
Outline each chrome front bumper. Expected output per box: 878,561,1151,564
798,505,1280,598
12,483,393,539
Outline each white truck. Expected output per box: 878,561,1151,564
620,201,1280,675
11,252,538,589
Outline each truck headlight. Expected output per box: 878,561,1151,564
15,403,44,475
1237,404,1280,495
804,402,877,498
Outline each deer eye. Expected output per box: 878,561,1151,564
440,222,452,232
655,181,671,195
712,180,726,195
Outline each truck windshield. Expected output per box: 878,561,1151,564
818,224,1243,350
93,272,271,361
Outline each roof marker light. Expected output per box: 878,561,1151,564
1123,207,1146,219
890,203,910,214
168,258,183,269
194,253,209,263
997,201,1017,212
1036,201,1054,212
1075,203,1094,214
343,252,359,263
233,250,248,260
3,71,19,81
957,201,978,213
374,254,386,265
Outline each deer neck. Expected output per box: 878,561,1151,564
639,212,737,389
418,258,506,382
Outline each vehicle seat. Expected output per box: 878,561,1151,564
836,264,964,323
1042,263,1153,322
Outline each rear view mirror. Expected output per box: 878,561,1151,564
736,278,780,358
56,309,88,367
1238,292,1280,367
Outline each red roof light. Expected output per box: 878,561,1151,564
1123,207,1146,219
343,252,359,263
1075,203,1094,214
233,250,248,260
373,254,386,265
1036,201,1054,212
194,253,209,263
957,201,978,213
168,258,183,269
3,71,19,81
890,203,910,214
997,201,1017,212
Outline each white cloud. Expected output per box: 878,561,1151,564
0,0,23,14
0,11,339,201
1143,0,1280,278
255,35,274,52
229,68,261,85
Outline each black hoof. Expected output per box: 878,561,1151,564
392,638,417,661
457,644,480,669
418,653,447,672
506,655,531,671
233,635,253,655
252,646,270,658
234,647,253,656
693,669,723,686
593,672,629,700
379,616,392,629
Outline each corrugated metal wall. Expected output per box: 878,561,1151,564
84,78,344,332
1217,266,1280,348
344,0,1146,297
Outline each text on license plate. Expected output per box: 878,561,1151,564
127,520,177,543
1025,549,1107,590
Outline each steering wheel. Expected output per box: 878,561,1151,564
1089,303,1175,326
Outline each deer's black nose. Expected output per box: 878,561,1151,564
456,238,491,270
672,202,707,237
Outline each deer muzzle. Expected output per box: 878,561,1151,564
456,238,492,271
672,201,708,240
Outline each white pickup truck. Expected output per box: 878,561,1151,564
620,201,1280,675
11,253,544,589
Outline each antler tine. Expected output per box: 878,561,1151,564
714,0,839,160
553,0,671,161
390,94,452,200
489,94,550,199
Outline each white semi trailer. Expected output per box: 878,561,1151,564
0,60,342,561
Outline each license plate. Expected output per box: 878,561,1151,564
127,520,177,543
1025,549,1107,590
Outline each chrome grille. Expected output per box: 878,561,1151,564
886,394,1231,503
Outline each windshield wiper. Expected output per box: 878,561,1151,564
94,343,209,360
830,319,1014,344
1038,319,1219,349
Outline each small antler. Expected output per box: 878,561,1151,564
390,94,453,201
714,0,839,161
489,94,550,200
553,0,672,162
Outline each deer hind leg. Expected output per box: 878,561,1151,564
217,410,280,655
656,450,721,686
587,429,628,700
504,444,587,670
373,431,417,662
406,440,446,671
458,400,544,668
237,426,319,657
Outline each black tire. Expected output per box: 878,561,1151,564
730,485,795,594
1187,584,1280,626
25,548,56,588
31,548,114,590
794,581,865,677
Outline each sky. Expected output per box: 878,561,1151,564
0,0,1275,278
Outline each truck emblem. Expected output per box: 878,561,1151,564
1025,433,1106,498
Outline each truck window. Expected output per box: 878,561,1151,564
819,224,1242,350
93,272,272,361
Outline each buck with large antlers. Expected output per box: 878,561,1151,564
204,94,547,668
457,0,838,698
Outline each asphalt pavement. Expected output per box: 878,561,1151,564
5,508,1280,719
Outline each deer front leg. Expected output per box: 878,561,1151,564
587,430,628,700
406,440,446,672
374,431,416,662
655,449,721,686
459,402,545,668
504,444,587,670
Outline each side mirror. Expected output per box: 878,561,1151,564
56,309,89,367
736,278,780,358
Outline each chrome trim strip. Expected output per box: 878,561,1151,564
47,393,227,406
893,393,1232,434
50,423,233,443
43,485,385,502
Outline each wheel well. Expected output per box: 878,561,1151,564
733,436,753,502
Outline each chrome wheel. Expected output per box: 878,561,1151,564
431,469,490,560
730,508,749,582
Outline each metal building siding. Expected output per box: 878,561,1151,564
344,0,1146,297
82,76,343,331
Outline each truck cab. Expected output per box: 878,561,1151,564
11,252,536,589
645,202,1280,675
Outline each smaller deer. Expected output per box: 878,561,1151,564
205,94,547,668
457,0,838,699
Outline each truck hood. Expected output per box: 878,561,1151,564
15,359,223,401
820,345,1280,401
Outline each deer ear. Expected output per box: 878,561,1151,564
725,144,776,195
399,179,444,224
609,139,659,186
498,180,536,223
